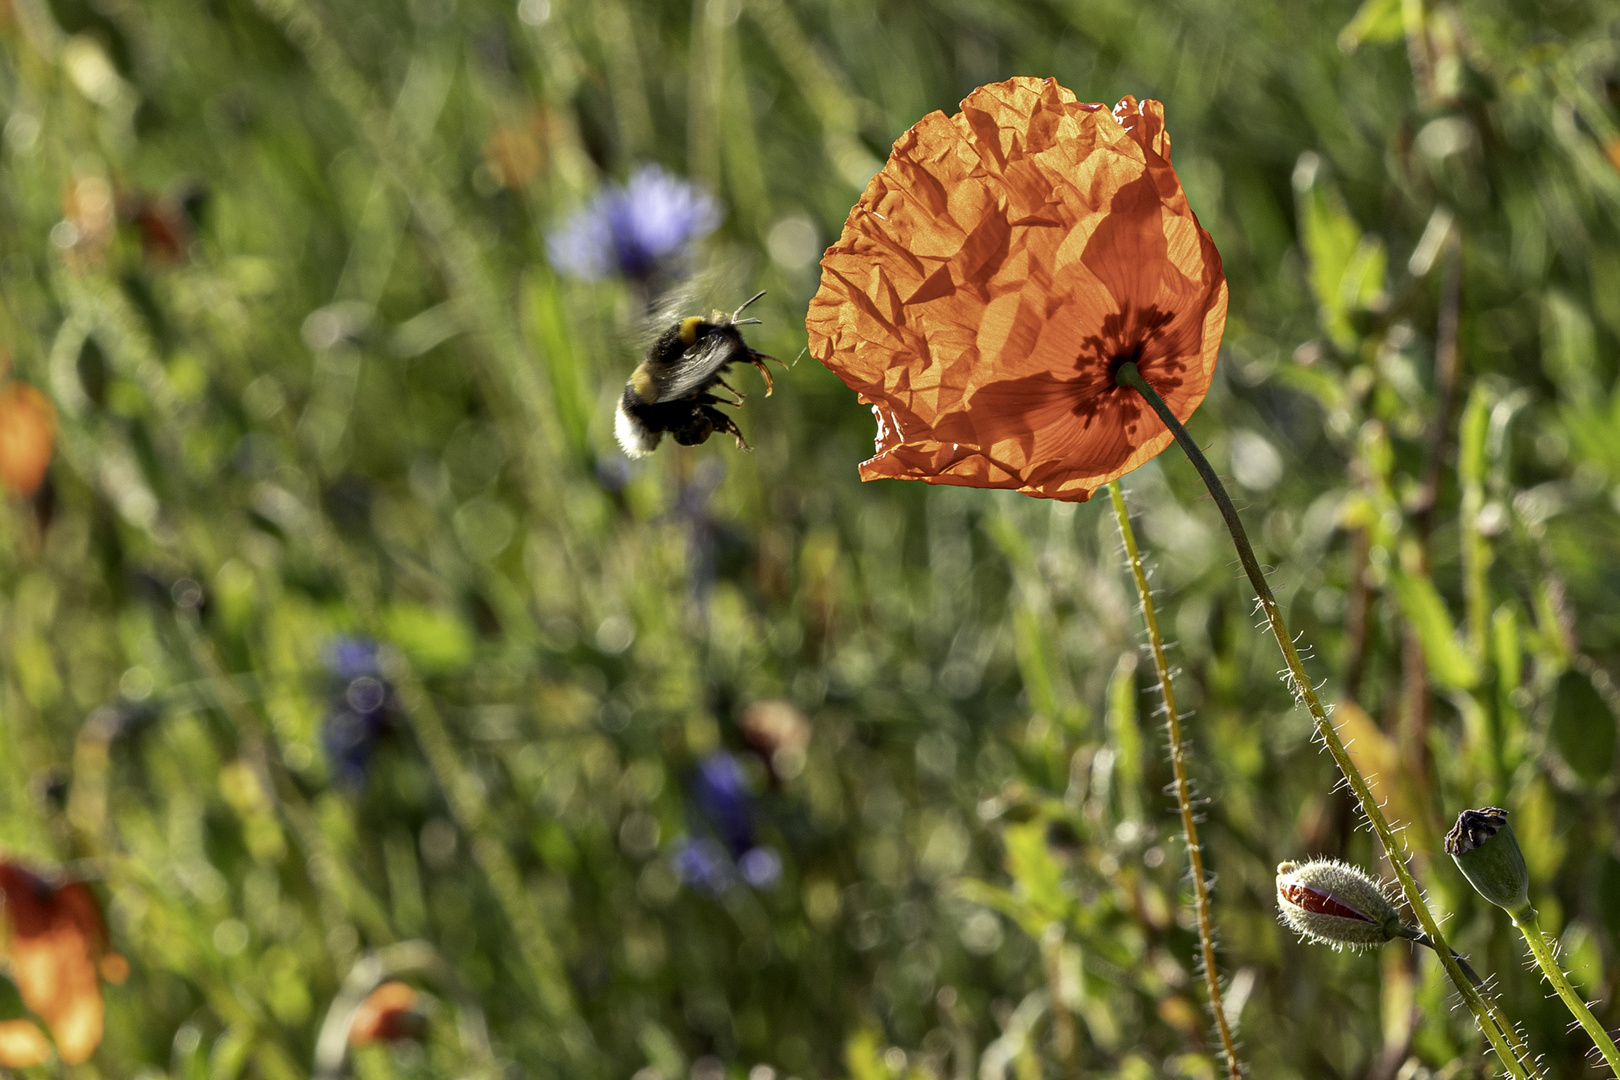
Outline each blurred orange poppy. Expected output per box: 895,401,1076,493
0,1020,52,1068
806,77,1226,502
348,981,425,1046
0,383,57,498
0,862,117,1065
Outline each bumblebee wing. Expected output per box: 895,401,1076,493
646,332,741,402
635,280,704,351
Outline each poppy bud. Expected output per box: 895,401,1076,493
1446,807,1532,918
1276,859,1405,950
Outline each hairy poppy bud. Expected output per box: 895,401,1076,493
1276,859,1405,950
1446,807,1532,918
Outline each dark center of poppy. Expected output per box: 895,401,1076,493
1077,304,1178,380
1070,303,1192,427
1107,343,1146,382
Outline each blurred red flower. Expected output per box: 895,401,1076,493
806,77,1226,502
0,383,56,498
0,1021,52,1068
348,981,425,1046
0,862,120,1066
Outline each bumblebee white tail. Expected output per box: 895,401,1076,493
615,399,661,458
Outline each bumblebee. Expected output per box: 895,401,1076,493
615,291,778,458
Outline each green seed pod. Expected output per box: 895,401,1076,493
1446,807,1532,918
1276,859,1405,950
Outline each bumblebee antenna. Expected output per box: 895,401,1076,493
730,291,767,322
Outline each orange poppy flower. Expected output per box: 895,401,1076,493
0,862,117,1065
348,981,425,1047
0,383,57,498
806,77,1226,502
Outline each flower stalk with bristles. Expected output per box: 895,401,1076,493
1118,362,1534,1078
1108,482,1242,1078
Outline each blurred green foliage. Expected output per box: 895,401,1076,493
2,0,1620,1076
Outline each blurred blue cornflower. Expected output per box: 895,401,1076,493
546,164,721,282
320,636,393,787
736,846,782,889
691,751,754,854
671,750,783,894
671,837,734,896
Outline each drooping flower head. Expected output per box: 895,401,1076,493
806,77,1226,502
547,164,721,283
0,861,124,1066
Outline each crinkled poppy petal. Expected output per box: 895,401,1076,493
807,76,1225,502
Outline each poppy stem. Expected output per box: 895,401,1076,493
1114,362,1536,1079
1405,927,1534,1063
1510,908,1620,1075
1106,481,1243,1080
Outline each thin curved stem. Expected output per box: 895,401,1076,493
1107,482,1243,1079
1404,927,1535,1067
1511,909,1620,1075
1115,362,1533,1079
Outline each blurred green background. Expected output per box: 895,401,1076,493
2,0,1620,1076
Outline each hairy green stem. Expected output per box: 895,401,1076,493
1403,927,1533,1064
1115,362,1532,1078
1107,482,1243,1079
1510,909,1620,1074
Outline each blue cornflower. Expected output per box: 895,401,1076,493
737,845,782,889
324,636,382,681
667,751,787,895
320,637,393,788
691,751,755,856
546,164,721,282
672,836,734,896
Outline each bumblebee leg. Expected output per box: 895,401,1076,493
703,405,749,451
745,353,775,396
714,375,746,403
696,390,743,410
